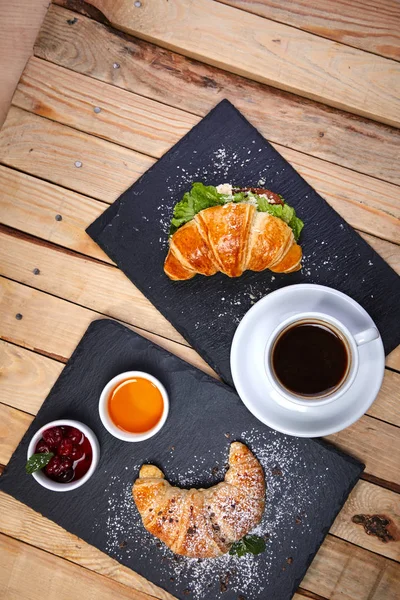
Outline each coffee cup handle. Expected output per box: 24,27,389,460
354,327,379,346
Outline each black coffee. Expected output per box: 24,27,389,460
271,322,349,397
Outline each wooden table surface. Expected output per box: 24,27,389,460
0,1,399,599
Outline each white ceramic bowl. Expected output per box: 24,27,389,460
27,419,100,492
98,371,169,442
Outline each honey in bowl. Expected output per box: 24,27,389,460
108,377,164,433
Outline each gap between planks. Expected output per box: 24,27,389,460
1,490,399,600
0,277,399,486
66,0,400,128
37,4,400,187
1,105,399,246
216,0,400,62
0,223,399,376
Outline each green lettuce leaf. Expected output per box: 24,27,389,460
169,183,304,241
256,196,304,241
169,183,225,235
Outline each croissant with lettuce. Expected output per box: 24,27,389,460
164,183,304,280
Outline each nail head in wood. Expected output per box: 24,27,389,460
33,268,40,275
113,62,120,69
75,160,82,168
15,313,23,320
55,214,62,221
94,107,101,114
134,1,142,7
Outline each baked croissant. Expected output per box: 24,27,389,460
164,202,302,280
132,442,265,558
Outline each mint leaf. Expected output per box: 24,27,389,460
229,534,266,557
25,452,54,474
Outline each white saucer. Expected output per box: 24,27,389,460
230,284,385,437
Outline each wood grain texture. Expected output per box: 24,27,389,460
0,219,399,383
326,417,400,484
0,277,213,375
0,278,398,482
330,480,400,562
0,403,33,466
0,166,112,263
12,57,400,245
218,0,400,61
0,0,49,127
1,492,399,600
0,534,159,600
302,534,400,600
83,0,400,127
2,165,399,280
1,107,399,244
0,341,63,415
14,56,199,159
37,4,400,186
387,346,400,372
0,228,187,346
0,107,152,204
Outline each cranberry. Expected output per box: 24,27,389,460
45,455,63,476
60,456,73,471
36,439,51,454
70,445,84,461
67,427,83,444
58,438,73,457
42,426,63,449
54,468,74,483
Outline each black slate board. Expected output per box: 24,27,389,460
87,100,400,385
0,320,363,600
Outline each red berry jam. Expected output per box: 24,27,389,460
35,425,92,484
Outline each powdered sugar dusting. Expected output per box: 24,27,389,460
97,429,328,599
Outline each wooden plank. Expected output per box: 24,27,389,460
0,278,398,482
0,0,49,127
1,334,399,438
326,417,400,484
1,108,399,245
14,56,199,160
0,107,152,204
219,0,400,61
0,403,33,466
1,329,399,424
83,0,400,127
302,534,400,600
0,341,63,415
1,492,399,600
0,228,187,346
37,4,400,187
0,277,213,375
387,346,400,372
12,57,400,245
330,480,400,562
0,534,159,600
0,165,112,263
2,165,400,278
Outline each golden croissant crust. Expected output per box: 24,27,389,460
164,203,302,280
132,442,265,558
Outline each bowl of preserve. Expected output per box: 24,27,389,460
26,419,100,492
98,371,169,442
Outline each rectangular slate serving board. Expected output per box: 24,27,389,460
0,320,363,600
87,100,400,385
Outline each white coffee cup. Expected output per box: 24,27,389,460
264,312,379,407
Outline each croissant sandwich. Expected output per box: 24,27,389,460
164,183,304,280
132,442,265,558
